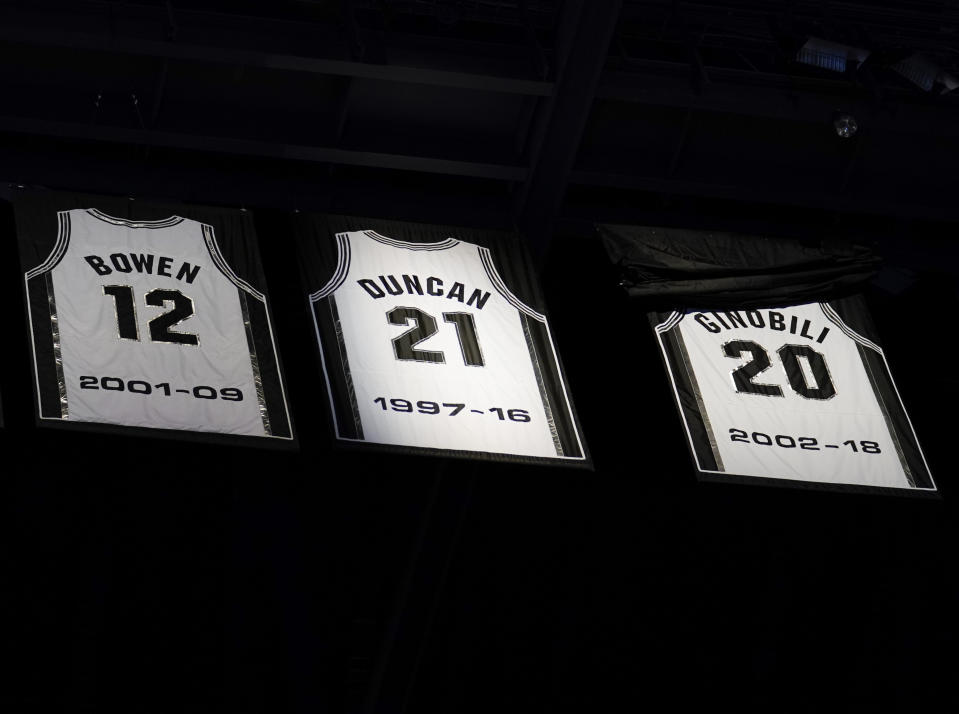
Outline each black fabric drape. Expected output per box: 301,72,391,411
599,223,881,308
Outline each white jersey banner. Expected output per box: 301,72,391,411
16,193,293,443
298,216,588,465
654,299,934,493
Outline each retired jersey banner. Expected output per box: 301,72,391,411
296,214,589,466
599,222,933,494
14,190,293,444
652,298,934,492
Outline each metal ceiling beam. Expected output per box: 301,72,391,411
0,26,554,97
1,112,953,222
598,64,959,138
0,115,527,181
567,169,959,222
516,0,623,264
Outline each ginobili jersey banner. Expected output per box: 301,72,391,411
602,222,934,494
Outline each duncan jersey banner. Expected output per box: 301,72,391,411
296,214,589,466
652,298,934,493
15,190,293,444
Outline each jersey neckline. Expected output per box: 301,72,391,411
86,207,185,228
363,229,459,250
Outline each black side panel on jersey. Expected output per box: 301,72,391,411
26,274,62,419
520,314,583,460
650,312,719,474
827,296,933,489
13,189,295,447
313,295,364,441
295,212,590,467
243,292,292,440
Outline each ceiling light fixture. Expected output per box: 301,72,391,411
892,53,959,94
796,37,870,73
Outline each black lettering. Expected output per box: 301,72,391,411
466,289,491,310
129,253,154,274
799,319,814,340
358,279,384,299
816,327,830,344
446,282,466,303
711,312,731,329
426,277,444,296
724,311,748,329
84,255,112,276
379,275,403,296
694,313,720,333
402,274,424,296
176,262,200,284
789,315,798,334
110,253,132,273
769,311,785,331
157,256,173,277
746,311,765,328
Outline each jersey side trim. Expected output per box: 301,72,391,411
46,272,68,418
520,313,564,456
26,210,70,279
309,234,364,440
654,310,684,334
856,342,914,486
653,312,722,473
820,302,881,353
202,224,266,300
311,233,351,301
201,223,293,439
672,319,724,471
238,290,272,436
24,211,72,419
327,295,363,439
478,247,544,321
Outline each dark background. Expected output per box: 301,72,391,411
1,1,958,712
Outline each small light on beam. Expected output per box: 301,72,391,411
833,112,858,139
796,37,870,73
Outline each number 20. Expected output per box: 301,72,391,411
723,340,836,400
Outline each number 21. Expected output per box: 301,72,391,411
387,307,484,367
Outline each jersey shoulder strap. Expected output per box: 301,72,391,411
819,302,882,354
477,245,545,322
201,223,265,301
25,209,73,279
310,232,352,301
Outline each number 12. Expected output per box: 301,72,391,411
103,285,198,346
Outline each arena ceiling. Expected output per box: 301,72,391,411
1,0,957,251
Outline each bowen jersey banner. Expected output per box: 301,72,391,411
653,298,934,493
15,191,293,443
297,214,588,465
